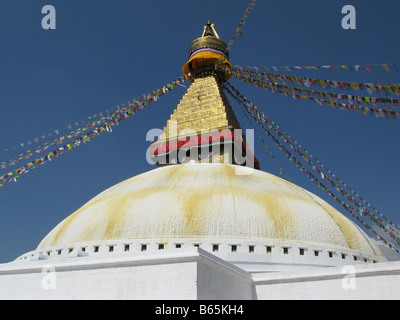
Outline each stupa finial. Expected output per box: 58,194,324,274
183,21,231,82
202,20,220,38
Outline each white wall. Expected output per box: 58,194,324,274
0,255,197,300
1,249,399,300
253,261,400,300
197,253,253,299
0,248,252,300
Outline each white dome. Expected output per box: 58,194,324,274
36,163,384,268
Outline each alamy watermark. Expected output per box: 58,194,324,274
40,5,357,31
341,5,356,30
41,5,56,30
341,265,356,290
145,123,256,175
41,265,56,290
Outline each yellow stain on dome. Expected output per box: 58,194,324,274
37,164,383,259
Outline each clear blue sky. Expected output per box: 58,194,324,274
0,0,399,262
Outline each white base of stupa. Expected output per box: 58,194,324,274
0,247,399,300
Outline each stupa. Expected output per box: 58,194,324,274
1,21,398,300
149,20,258,169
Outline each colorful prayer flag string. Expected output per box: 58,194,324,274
233,71,400,108
214,0,257,72
0,114,111,154
234,89,291,182
0,77,185,188
232,72,400,119
0,116,114,171
228,80,400,237
227,0,258,50
237,62,400,73
224,82,400,252
226,81,400,239
233,67,400,96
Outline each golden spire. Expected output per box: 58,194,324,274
150,21,258,169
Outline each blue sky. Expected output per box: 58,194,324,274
0,0,399,263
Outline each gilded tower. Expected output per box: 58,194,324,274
150,21,259,169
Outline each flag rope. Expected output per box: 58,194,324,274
214,0,257,72
224,81,400,252
226,81,400,238
233,89,290,181
0,116,112,171
233,67,400,96
226,0,258,50
238,62,400,73
0,77,185,189
232,72,400,119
